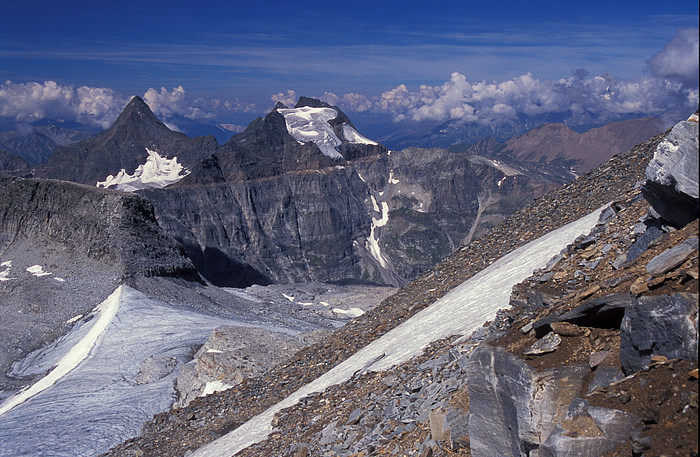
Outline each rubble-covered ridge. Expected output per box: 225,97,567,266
105,123,697,456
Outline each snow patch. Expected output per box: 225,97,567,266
96,148,190,192
201,380,234,397
278,107,343,159
357,172,365,183
332,308,365,318
341,124,377,145
0,286,123,416
497,176,507,187
0,260,14,281
26,265,52,277
282,293,295,303
388,170,400,184
366,200,390,269
206,349,224,354
66,314,83,325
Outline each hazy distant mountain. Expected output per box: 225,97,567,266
0,124,93,165
0,148,31,176
450,117,665,173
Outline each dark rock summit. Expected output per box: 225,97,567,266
41,96,218,185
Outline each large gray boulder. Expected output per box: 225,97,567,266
620,292,699,375
466,344,588,457
642,114,699,227
537,399,640,457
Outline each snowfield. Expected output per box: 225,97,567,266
96,148,190,191
191,204,608,457
0,286,297,457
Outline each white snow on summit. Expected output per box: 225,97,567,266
96,148,190,192
278,106,377,159
278,107,344,159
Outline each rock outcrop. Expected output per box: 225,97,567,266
642,112,699,227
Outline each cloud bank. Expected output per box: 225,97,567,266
2,28,697,134
0,81,128,129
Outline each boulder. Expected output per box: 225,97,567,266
620,293,699,375
641,115,699,227
537,399,640,457
466,344,588,457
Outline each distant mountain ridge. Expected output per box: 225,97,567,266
451,117,664,173
29,97,666,289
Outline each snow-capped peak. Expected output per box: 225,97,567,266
96,148,190,192
278,106,377,159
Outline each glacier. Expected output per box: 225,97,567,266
0,286,299,457
96,148,190,191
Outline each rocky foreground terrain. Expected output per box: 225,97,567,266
104,115,697,454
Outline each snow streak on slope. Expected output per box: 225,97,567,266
191,205,608,457
366,196,390,269
96,148,189,191
0,286,122,416
342,124,377,145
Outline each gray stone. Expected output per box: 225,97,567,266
538,398,640,457
620,293,699,375
645,237,698,276
586,366,624,395
524,332,562,355
466,344,588,457
588,351,612,370
642,116,699,227
626,221,664,263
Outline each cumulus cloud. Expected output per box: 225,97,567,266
0,80,128,128
270,90,298,107
372,65,698,127
143,86,188,119
648,27,699,87
322,92,373,112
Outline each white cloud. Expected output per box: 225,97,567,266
0,81,127,128
143,86,188,118
647,27,699,87
270,90,298,108
372,65,697,127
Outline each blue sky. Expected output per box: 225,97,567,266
0,0,698,132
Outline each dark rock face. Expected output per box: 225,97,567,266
642,114,699,227
41,96,218,185
0,149,31,176
620,292,699,375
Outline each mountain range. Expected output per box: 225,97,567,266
0,93,691,457
2,96,662,288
